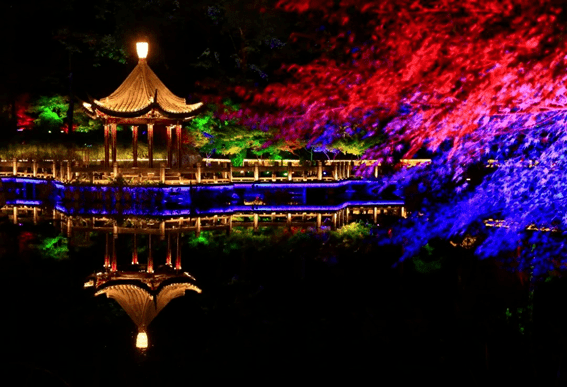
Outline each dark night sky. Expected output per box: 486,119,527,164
0,0,308,103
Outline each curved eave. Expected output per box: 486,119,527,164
95,278,153,295
81,104,98,120
92,100,203,120
94,275,200,295
154,102,204,120
92,100,155,118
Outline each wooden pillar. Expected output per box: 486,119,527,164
374,163,379,178
147,235,154,273
228,214,233,235
166,234,172,266
132,234,138,264
196,217,201,237
175,233,181,270
147,123,154,168
287,213,292,227
67,217,72,237
103,124,110,168
159,221,166,241
32,160,38,177
160,163,166,184
12,158,17,176
346,161,351,179
58,161,64,181
132,126,138,168
222,162,228,180
317,161,323,180
228,163,233,182
111,123,117,165
373,206,378,224
253,213,259,231
111,232,117,272
287,162,293,181
346,207,350,223
59,213,65,234
113,162,118,178
316,213,322,230
196,162,202,183
52,161,57,179
66,161,71,182
401,207,407,218
104,233,110,268
33,207,38,225
176,124,182,168
333,163,338,180
254,163,259,181
12,207,17,225
332,213,337,230
167,126,173,168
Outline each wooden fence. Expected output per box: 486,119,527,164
0,158,393,185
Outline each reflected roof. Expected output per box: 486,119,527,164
95,277,201,330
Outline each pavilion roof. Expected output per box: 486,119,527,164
95,279,201,330
89,56,202,120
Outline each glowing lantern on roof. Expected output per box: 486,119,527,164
136,42,148,60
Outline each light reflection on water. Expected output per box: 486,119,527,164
0,178,404,352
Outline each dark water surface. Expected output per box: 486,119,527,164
1,179,566,385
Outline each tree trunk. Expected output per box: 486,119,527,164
67,52,74,135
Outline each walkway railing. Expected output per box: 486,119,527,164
0,158,430,185
2,204,406,233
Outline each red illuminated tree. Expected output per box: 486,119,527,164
238,0,567,162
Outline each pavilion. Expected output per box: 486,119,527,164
83,42,203,169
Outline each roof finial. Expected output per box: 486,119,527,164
136,42,148,61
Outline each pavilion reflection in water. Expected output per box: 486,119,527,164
81,222,202,350
2,203,403,348
87,271,201,350
81,223,203,350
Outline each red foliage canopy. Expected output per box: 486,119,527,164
240,0,567,160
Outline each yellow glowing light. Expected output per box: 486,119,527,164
136,331,148,349
137,42,148,59
83,102,92,109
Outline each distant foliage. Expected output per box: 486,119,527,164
37,235,69,260
188,102,289,164
27,94,101,133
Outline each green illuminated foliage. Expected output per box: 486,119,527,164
27,94,101,133
188,103,283,164
332,132,385,157
38,235,69,260
30,95,67,131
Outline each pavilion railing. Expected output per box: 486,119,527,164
2,205,406,233
0,158,430,185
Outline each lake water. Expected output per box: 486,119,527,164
0,177,564,385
